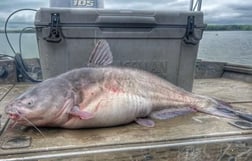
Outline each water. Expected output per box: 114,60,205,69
0,33,39,58
0,31,252,66
198,31,252,66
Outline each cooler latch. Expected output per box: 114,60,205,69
45,13,62,43
184,16,200,45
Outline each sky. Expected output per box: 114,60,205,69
0,0,252,30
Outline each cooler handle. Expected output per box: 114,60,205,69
96,16,156,26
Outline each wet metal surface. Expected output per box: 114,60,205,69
1,136,31,149
0,79,251,160
193,78,252,103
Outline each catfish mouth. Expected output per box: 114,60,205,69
6,111,22,121
6,111,42,122
8,113,21,120
6,111,41,126
5,106,24,121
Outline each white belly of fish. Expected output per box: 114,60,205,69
62,93,153,128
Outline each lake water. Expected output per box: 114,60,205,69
0,31,252,66
198,31,252,66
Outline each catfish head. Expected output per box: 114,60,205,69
5,78,75,127
5,40,112,128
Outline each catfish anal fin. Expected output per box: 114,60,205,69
150,107,195,120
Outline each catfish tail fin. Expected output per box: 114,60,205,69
195,96,252,122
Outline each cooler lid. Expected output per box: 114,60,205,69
35,8,205,28
35,8,206,44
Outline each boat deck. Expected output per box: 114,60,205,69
0,78,251,160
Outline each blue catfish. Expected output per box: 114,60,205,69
5,40,251,128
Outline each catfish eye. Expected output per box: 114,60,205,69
27,101,33,106
22,99,34,107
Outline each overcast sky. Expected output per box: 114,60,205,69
0,0,252,29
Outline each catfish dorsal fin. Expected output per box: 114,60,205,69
88,40,113,67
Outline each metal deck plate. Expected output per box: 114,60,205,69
0,79,251,160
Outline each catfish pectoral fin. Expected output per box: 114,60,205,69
69,106,95,120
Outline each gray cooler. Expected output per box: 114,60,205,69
34,8,205,91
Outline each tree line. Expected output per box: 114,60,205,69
206,25,252,31
1,25,252,33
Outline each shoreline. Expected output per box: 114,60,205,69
0,30,35,33
1,25,252,33
1,30,252,33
